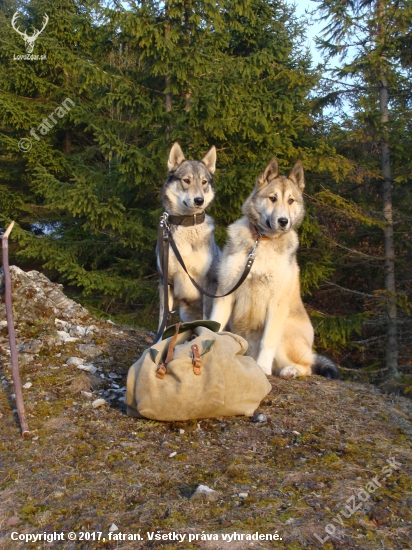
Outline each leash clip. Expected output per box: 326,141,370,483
160,212,171,240
160,212,170,230
248,234,261,259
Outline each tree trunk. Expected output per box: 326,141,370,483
184,0,192,112
379,76,399,379
165,73,172,113
63,130,71,155
165,1,172,113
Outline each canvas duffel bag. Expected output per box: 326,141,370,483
126,321,272,421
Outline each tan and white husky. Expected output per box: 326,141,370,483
157,142,221,330
210,157,338,379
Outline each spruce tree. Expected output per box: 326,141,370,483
1,0,156,304
313,0,412,379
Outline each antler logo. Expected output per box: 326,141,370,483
11,12,49,54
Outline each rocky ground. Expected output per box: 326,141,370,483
0,267,411,550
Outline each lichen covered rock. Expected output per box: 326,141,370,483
0,266,88,322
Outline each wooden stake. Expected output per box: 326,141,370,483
1,221,30,437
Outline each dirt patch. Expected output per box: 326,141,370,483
66,374,93,395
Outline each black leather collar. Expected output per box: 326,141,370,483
167,212,206,227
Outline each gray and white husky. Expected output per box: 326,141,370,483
157,142,221,330
210,157,338,379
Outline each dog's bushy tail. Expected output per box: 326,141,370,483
312,355,339,379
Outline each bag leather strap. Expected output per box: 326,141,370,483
191,344,202,375
156,323,181,379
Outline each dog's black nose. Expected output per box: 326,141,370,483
278,217,288,228
194,197,204,206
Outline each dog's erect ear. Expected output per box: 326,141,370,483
201,145,217,175
257,157,279,189
168,142,186,172
288,160,305,192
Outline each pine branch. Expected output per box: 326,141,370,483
321,280,376,298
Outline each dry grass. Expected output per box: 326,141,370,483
0,316,411,550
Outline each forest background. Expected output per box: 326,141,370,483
0,0,411,385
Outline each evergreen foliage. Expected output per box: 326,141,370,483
311,0,412,378
1,1,339,294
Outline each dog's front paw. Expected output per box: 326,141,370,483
259,364,272,376
257,355,273,376
280,366,299,380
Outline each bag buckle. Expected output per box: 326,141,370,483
155,363,167,379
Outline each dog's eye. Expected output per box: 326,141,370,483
269,196,277,203
183,178,190,184
202,179,208,185
288,198,294,205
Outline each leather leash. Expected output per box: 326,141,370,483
169,232,257,298
154,212,264,342
154,215,171,344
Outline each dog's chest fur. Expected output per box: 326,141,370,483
241,238,297,295
250,241,295,286
226,218,299,330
